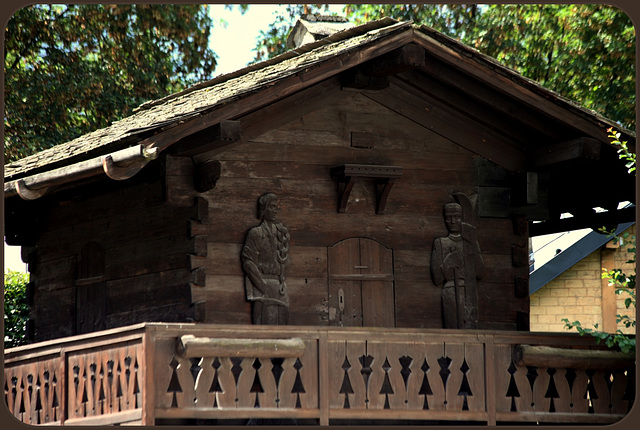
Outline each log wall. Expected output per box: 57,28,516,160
24,168,199,342
194,90,529,329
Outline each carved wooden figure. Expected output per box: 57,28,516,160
431,194,484,329
241,193,291,325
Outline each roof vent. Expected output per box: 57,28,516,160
286,14,354,49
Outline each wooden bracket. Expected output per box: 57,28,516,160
15,179,49,200
331,164,402,214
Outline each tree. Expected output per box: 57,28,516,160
3,270,30,348
253,4,635,129
4,4,218,162
563,128,636,354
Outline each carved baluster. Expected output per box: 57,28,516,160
379,358,394,409
34,373,43,424
457,358,472,411
105,359,115,413
339,356,354,409
291,358,306,409
544,368,559,412
569,369,589,413
270,358,284,408
359,353,374,409
532,366,552,413
18,376,26,421
51,372,59,422
419,358,433,410
132,357,141,409
550,368,571,413
209,358,223,408
230,357,244,407
589,369,612,414
26,372,36,424
167,357,182,408
88,361,97,416
398,355,413,409
70,364,80,418
250,358,264,407
506,361,520,412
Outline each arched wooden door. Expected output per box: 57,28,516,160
328,238,395,327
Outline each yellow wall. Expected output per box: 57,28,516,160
530,226,636,334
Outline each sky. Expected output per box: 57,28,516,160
208,4,347,77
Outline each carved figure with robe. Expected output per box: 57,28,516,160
241,193,290,325
431,195,484,329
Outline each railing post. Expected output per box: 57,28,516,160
318,330,329,426
484,335,496,426
141,326,156,425
60,348,67,425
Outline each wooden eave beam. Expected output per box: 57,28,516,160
412,30,617,142
397,69,540,146
170,120,242,157
342,43,425,90
418,54,569,141
529,205,636,236
364,77,527,171
4,144,158,200
530,137,601,169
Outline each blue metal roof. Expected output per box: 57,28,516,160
529,222,635,295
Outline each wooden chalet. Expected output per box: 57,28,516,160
3,17,636,425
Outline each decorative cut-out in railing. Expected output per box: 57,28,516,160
162,353,314,410
497,356,633,415
4,356,63,424
327,340,484,412
67,342,142,420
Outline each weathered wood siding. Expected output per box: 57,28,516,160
26,169,198,342
194,89,529,329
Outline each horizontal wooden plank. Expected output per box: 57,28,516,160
64,409,143,426
177,335,306,358
106,269,191,314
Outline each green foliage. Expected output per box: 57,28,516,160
253,4,634,129
563,129,635,353
608,127,636,174
4,4,218,162
4,270,30,348
562,319,635,354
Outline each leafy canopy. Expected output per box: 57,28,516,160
4,270,30,348
253,4,635,129
4,4,218,162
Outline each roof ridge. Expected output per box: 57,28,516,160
133,17,401,113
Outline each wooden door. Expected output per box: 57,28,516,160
328,238,395,327
75,242,106,334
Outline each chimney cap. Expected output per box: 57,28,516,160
286,14,354,49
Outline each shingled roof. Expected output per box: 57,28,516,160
3,17,404,182
4,17,634,188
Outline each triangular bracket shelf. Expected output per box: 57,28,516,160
331,164,402,214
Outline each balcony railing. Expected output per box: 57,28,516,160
4,323,635,425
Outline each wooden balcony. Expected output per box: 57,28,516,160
4,323,635,426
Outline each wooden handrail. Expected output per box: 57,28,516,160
512,344,635,370
176,335,306,358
